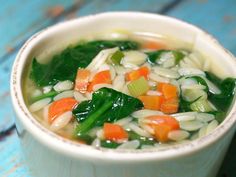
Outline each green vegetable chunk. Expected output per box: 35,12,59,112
31,40,139,86
128,131,155,148
190,99,214,112
73,88,143,136
127,76,149,97
110,50,124,65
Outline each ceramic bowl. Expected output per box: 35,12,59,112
11,12,236,177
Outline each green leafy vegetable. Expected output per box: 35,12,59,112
73,88,143,136
31,40,139,86
147,50,185,65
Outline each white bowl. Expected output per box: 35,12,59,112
11,12,236,177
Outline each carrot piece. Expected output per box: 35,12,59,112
146,115,179,142
157,83,178,99
48,98,78,124
154,124,172,142
143,41,167,50
146,115,180,130
74,69,91,93
161,98,179,114
138,95,164,110
125,66,149,81
103,123,128,141
88,70,111,92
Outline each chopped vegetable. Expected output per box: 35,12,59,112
161,98,179,114
146,115,180,142
100,140,120,149
157,83,178,99
73,88,143,135
125,66,150,81
48,97,77,123
88,70,111,92
127,76,149,97
138,95,164,110
128,131,155,147
190,99,214,112
104,123,128,141
110,50,124,65
74,69,91,93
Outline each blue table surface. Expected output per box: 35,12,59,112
0,0,235,176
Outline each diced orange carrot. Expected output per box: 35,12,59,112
125,66,150,81
103,123,128,141
146,115,179,142
74,69,91,93
157,83,178,99
146,115,180,131
161,98,179,114
143,41,167,50
88,70,111,92
154,124,172,142
138,95,164,110
48,98,78,124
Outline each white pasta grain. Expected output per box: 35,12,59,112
53,90,74,101
29,98,51,112
178,68,205,76
206,120,218,135
53,80,74,92
128,123,152,138
73,91,87,102
132,109,163,118
149,72,170,83
50,111,72,131
196,113,215,123
171,112,197,122
198,125,208,138
114,117,133,126
153,66,180,79
113,75,125,91
121,51,147,67
117,140,140,150
180,120,204,131
168,130,190,141
109,65,116,80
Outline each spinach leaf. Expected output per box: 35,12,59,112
146,50,185,65
31,90,58,103
208,78,236,112
179,96,192,112
73,88,143,136
31,40,139,86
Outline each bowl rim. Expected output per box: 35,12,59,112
10,11,236,162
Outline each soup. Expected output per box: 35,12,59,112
24,33,236,149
